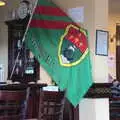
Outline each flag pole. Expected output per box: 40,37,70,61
9,0,38,80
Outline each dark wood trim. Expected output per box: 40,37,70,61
73,105,79,120
85,83,111,98
0,83,111,96
0,83,110,120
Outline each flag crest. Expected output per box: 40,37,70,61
58,24,89,67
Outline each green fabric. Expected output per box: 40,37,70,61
33,14,72,22
37,0,56,7
66,54,93,105
25,0,93,106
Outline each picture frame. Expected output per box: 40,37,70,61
95,30,109,56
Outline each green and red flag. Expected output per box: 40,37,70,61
25,0,93,106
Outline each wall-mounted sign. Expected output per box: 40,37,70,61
96,30,109,56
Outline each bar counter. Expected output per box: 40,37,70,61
0,83,47,119
0,83,111,119
0,83,47,90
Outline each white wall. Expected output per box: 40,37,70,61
95,99,109,120
0,0,19,82
0,0,109,120
79,99,96,120
94,0,108,83
79,99,110,120
0,22,8,82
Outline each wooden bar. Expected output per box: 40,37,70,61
0,83,111,120
85,83,111,98
0,83,111,96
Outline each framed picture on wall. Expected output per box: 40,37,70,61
95,30,109,56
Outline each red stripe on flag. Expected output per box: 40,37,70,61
30,19,75,29
35,6,67,16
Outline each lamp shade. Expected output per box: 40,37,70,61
0,1,5,6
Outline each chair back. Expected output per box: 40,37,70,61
38,90,65,120
0,89,27,120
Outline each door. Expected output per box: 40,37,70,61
116,24,120,80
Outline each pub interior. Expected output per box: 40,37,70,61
0,0,80,119
0,0,119,120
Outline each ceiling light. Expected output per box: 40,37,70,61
0,1,5,6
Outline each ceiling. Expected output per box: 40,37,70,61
1,0,120,13
0,0,20,21
2,0,19,8
0,0,119,21
109,0,120,14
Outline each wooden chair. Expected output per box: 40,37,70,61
0,89,27,120
38,90,65,120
